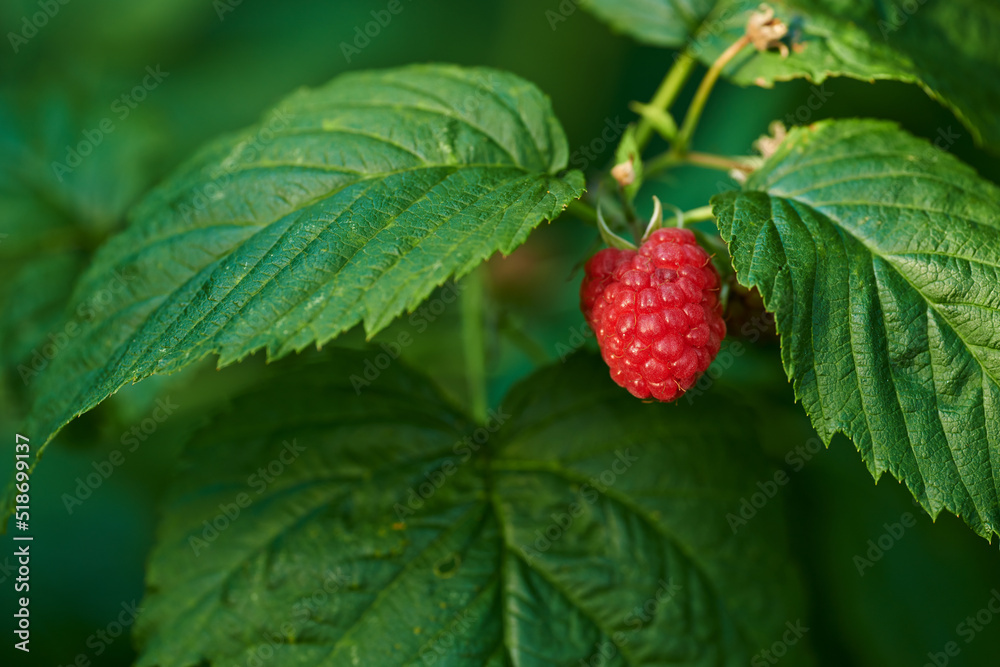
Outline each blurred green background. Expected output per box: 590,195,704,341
1,1,999,665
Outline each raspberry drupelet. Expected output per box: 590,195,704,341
581,228,725,402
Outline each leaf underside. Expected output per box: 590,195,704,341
713,119,1000,542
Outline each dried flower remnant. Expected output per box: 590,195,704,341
747,4,790,57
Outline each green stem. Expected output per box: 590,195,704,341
666,205,715,228
646,150,752,177
687,151,752,173
460,267,488,423
673,35,750,154
634,51,698,150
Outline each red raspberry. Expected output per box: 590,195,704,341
580,228,725,402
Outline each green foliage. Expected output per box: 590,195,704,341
9,64,583,484
581,0,716,47
700,0,1000,151
136,350,813,666
713,119,1000,541
4,2,1000,664
0,89,166,384
582,0,1000,151
0,252,83,372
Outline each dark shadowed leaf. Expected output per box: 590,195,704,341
136,350,814,666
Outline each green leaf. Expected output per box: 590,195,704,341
579,0,716,47
0,252,84,373
581,1,1000,151
7,65,583,500
0,89,169,383
694,0,1000,151
136,350,813,666
712,118,1000,542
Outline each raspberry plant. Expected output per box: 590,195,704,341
3,1,1000,665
